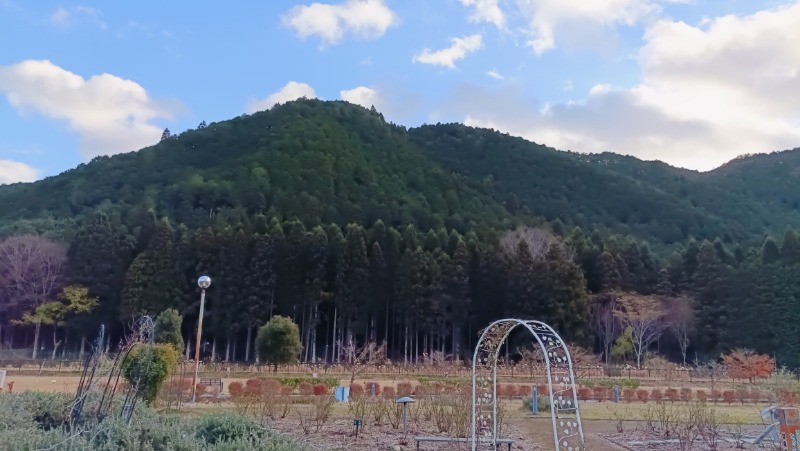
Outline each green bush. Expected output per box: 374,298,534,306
0,392,307,451
121,343,180,404
196,412,266,444
522,395,551,412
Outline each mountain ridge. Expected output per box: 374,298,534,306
0,99,798,249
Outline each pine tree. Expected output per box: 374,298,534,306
762,237,780,264
780,227,800,265
597,251,621,292
692,241,732,355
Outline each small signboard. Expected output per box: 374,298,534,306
775,408,800,451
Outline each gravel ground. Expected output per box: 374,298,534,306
269,416,541,451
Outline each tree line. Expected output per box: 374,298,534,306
2,209,800,368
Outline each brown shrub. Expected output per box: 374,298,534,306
518,385,532,396
593,386,607,401
382,386,396,398
312,384,328,396
665,388,679,402
299,382,313,396
623,388,636,403
414,385,428,396
229,381,244,397
696,390,707,401
577,387,591,400
722,390,735,404
636,389,649,403
397,382,413,396
349,384,364,398
650,389,663,402
735,388,749,404
680,388,692,401
711,389,721,402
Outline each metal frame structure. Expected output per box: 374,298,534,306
471,319,584,451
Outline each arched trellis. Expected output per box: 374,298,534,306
472,319,584,451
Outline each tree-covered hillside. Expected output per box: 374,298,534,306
2,99,799,248
2,99,800,368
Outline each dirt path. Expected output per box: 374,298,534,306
508,416,627,451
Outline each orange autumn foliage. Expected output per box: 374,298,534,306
721,349,775,382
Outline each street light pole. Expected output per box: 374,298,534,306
191,275,211,403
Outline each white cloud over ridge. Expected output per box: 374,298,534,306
247,81,317,113
0,60,181,160
0,160,38,184
282,0,396,46
340,86,379,109
442,2,800,171
413,34,483,69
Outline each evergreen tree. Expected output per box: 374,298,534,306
781,227,800,264
762,237,780,264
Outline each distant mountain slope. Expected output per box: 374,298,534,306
0,100,511,237
0,99,798,247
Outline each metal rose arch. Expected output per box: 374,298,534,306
472,319,585,451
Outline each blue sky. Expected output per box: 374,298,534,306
1,0,799,183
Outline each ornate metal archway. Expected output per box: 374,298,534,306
472,319,584,451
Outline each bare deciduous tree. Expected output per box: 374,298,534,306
664,296,694,365
338,339,386,384
0,235,66,358
591,292,620,364
615,293,667,369
499,226,555,261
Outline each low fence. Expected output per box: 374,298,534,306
0,357,783,385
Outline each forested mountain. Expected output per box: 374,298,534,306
1,98,800,367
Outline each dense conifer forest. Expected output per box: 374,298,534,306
1,99,799,367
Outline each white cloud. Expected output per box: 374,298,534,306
460,0,505,28
486,70,504,80
0,60,181,160
0,160,39,184
437,2,800,171
340,86,379,109
49,5,106,30
246,81,317,113
516,0,661,55
282,0,396,46
413,34,483,69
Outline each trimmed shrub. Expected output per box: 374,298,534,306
696,390,707,401
312,384,328,396
636,389,649,403
622,388,636,402
397,382,413,396
650,389,663,402
592,386,608,401
382,386,396,398
299,382,313,396
349,384,364,398
664,388,679,402
680,388,692,401
577,387,591,400
722,390,736,404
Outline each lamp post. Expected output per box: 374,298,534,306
191,275,211,403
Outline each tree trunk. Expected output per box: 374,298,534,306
331,307,337,363
51,326,61,360
32,322,42,360
185,339,191,361
224,336,231,362
245,326,253,362
211,337,217,361
311,303,318,362
79,335,86,361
